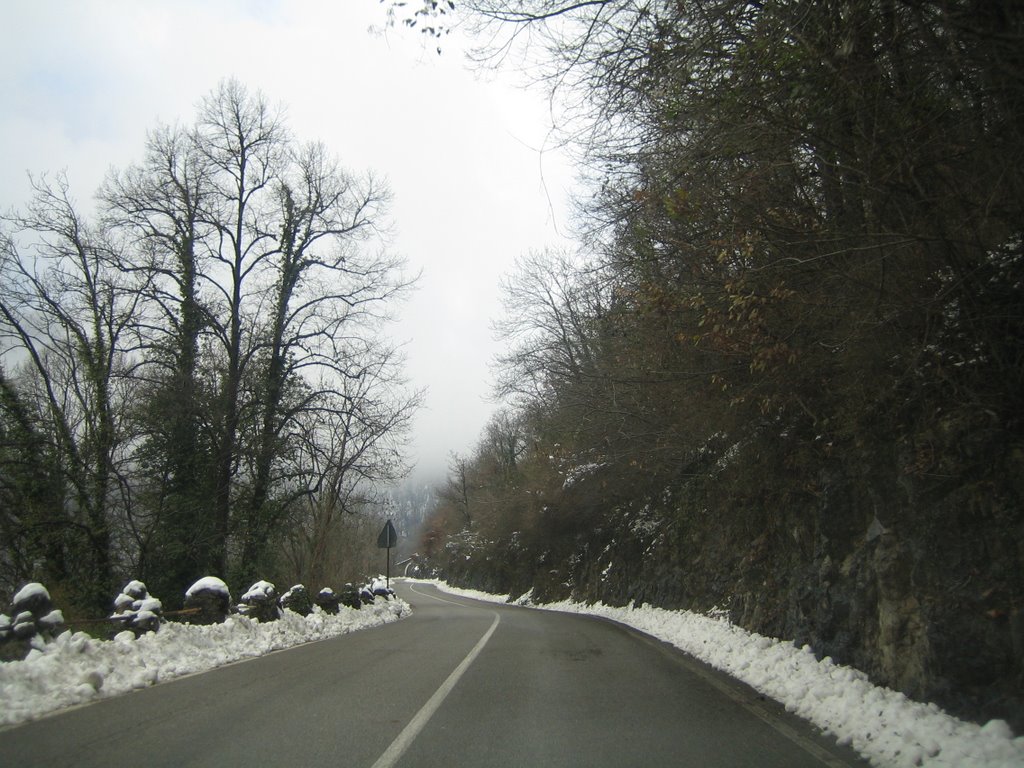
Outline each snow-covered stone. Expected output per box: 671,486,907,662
184,577,231,625
12,582,52,614
239,580,280,622
339,584,362,609
185,576,230,598
38,609,64,631
110,581,163,636
12,614,37,640
122,580,148,600
280,584,312,616
4,583,63,647
113,592,134,611
371,578,395,600
241,580,277,603
313,587,340,615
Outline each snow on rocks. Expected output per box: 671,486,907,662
423,579,1024,768
1,583,64,660
12,583,54,616
313,587,340,615
280,584,312,616
110,580,163,636
339,583,363,609
238,580,281,623
241,580,277,603
185,576,230,598
0,592,410,727
370,578,395,600
184,576,231,624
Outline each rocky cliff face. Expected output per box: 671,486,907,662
440,435,1024,732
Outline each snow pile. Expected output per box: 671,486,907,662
422,580,1024,768
0,595,409,727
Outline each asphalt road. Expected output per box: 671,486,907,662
0,581,868,767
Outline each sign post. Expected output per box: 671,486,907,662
377,519,399,589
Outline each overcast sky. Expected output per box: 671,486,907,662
0,0,575,484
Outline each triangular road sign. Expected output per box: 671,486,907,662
377,519,398,549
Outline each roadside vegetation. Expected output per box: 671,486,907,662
0,80,420,613
413,0,1024,731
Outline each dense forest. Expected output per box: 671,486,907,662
0,81,420,611
413,1,1024,729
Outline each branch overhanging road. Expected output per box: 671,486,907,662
0,581,868,767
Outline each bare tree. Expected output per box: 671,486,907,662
493,248,604,408
278,350,422,588
191,80,288,576
0,174,145,608
237,138,403,580
438,452,474,530
100,80,416,588
101,123,219,597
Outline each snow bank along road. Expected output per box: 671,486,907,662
0,581,867,767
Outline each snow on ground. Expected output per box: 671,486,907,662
5,575,1022,768
0,597,409,728
421,579,1024,768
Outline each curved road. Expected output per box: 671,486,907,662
0,581,867,767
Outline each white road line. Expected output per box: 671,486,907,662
369,606,500,768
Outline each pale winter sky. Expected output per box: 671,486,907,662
0,0,575,483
